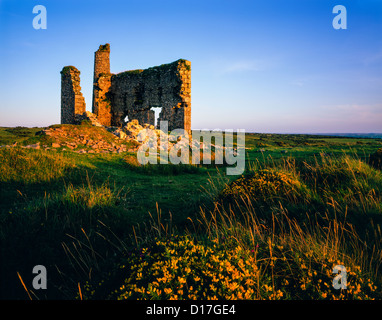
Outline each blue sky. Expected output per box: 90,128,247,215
0,0,381,133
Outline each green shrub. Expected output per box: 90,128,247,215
220,168,310,205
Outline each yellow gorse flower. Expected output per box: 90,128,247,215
81,235,379,301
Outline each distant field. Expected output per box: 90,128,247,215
1,126,382,300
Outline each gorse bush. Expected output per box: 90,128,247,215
82,236,261,300
219,168,310,205
77,153,382,300
80,234,380,300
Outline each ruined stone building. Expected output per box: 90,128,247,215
61,44,191,132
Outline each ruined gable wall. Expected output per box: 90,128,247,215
61,44,191,132
109,59,191,132
61,66,86,124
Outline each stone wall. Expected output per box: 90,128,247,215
61,44,191,132
93,73,112,126
93,44,110,82
61,66,86,124
92,44,112,126
109,59,191,132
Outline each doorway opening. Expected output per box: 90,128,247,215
151,107,163,128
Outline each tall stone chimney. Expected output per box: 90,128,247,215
92,43,112,126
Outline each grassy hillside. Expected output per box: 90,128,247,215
1,126,382,300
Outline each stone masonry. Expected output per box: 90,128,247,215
92,44,112,126
60,66,86,124
61,43,191,132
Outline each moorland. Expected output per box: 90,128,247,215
1,125,382,300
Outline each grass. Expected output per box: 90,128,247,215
0,147,77,183
1,127,382,300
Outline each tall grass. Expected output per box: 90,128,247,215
0,147,76,183
195,153,382,298
77,154,382,300
2,145,381,299
0,173,129,299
